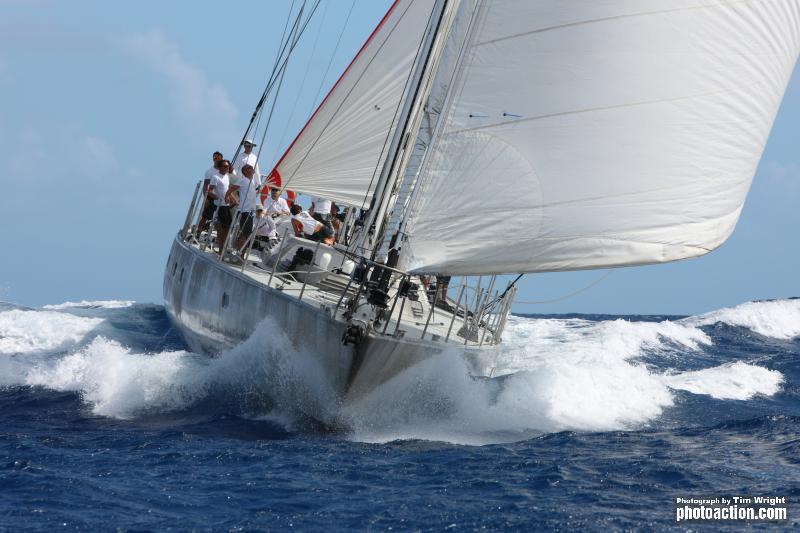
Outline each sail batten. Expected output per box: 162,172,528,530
399,0,800,276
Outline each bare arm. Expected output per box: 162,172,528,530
225,185,240,206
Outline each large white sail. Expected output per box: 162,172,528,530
400,0,800,275
269,0,436,207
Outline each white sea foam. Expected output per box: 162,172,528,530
685,299,800,339
17,317,338,421
0,300,789,442
344,316,716,443
42,300,135,310
0,309,102,356
664,362,784,400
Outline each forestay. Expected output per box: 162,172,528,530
401,0,800,275
270,0,436,207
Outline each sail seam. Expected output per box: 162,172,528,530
473,0,755,48
441,79,770,137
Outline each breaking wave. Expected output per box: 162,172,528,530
684,298,800,340
0,298,795,444
42,300,136,310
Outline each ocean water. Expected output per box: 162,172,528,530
1,298,799,530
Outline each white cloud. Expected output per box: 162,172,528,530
80,136,120,177
123,29,238,145
4,125,120,184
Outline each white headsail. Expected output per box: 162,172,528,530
269,0,437,207
400,0,800,275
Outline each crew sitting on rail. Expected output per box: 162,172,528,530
291,204,323,238
290,204,335,244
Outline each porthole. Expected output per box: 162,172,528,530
179,267,184,282
172,262,178,276
221,292,229,308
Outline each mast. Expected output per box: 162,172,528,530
356,0,456,260
377,0,479,266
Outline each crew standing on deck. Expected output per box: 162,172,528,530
194,151,224,240
225,163,262,253
208,159,232,255
233,139,261,179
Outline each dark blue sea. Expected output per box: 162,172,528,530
1,298,799,530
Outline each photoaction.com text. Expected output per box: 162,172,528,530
675,496,788,522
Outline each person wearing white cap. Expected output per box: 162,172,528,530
233,139,261,181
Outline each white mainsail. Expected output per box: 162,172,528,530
269,0,437,207
400,0,800,275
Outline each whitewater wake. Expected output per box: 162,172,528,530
0,298,796,444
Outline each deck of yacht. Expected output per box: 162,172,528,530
182,234,510,349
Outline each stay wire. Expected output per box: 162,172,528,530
513,270,614,305
230,0,320,218
233,1,312,164
255,2,307,165
261,0,324,159
309,0,357,112
356,2,438,214
252,0,298,149
343,3,438,257
274,0,331,159
276,0,422,203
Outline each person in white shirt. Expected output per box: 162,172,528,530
208,159,232,254
195,152,224,239
264,188,291,217
291,204,335,244
291,204,323,238
252,205,280,266
233,139,261,179
204,151,223,181
225,164,262,252
311,196,332,223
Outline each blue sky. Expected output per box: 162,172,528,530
0,0,797,315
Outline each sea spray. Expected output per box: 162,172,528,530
22,318,341,422
0,299,793,443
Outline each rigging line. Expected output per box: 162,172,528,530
273,0,332,161
275,0,419,198
252,0,299,147
237,0,315,152
258,56,291,163
480,272,523,310
234,3,306,162
309,0,357,112
234,0,322,164
513,270,614,305
255,3,308,166
237,60,291,216
273,0,300,73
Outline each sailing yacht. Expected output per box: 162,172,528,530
164,0,800,416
